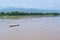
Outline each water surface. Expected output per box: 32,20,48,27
0,16,60,40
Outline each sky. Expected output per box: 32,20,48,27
0,0,60,10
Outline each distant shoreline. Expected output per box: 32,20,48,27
0,11,60,16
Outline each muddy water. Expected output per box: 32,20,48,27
0,16,60,40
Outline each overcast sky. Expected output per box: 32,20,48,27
0,0,60,10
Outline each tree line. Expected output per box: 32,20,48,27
0,11,60,16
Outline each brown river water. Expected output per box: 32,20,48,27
0,16,60,40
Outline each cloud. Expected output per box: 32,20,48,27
48,4,53,7
0,0,60,10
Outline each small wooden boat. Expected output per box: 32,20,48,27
9,24,19,27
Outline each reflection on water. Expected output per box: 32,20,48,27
0,15,59,19
0,16,60,40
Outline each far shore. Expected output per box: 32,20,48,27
0,11,59,19
0,11,60,16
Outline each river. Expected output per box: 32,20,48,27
0,16,60,40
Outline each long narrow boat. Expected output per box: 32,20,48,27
9,24,19,27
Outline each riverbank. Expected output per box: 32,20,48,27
0,11,60,16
